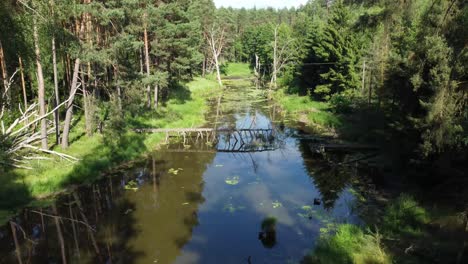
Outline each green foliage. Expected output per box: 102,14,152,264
304,224,391,264
382,194,430,236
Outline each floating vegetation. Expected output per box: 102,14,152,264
349,188,367,202
124,180,138,192
272,200,282,209
168,168,183,175
297,205,333,223
223,203,246,213
182,202,189,205
225,176,240,185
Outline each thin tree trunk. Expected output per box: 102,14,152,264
81,65,92,137
271,26,278,90
51,0,60,145
61,58,81,149
143,14,151,108
18,56,27,109
202,56,206,78
213,51,222,87
10,222,23,264
154,85,158,110
52,204,67,264
33,16,48,150
0,40,9,108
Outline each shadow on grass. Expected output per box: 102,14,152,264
59,132,148,187
0,168,32,224
168,82,193,104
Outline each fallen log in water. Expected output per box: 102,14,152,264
309,143,378,153
134,128,274,133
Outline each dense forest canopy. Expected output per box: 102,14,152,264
0,0,466,178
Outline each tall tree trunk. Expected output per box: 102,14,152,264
154,85,159,110
62,18,84,149
202,55,206,78
52,204,67,264
33,16,48,150
206,28,224,87
81,65,92,137
270,26,278,90
213,51,222,87
18,56,27,109
0,40,9,108
51,0,60,145
52,37,61,144
143,13,151,108
61,58,81,149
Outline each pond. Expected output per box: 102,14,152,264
0,80,367,264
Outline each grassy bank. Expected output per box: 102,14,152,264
271,89,341,133
0,77,220,223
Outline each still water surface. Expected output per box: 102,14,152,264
0,81,363,263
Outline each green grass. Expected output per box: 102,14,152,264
0,77,220,224
304,224,392,264
272,89,342,129
222,62,252,78
382,194,430,236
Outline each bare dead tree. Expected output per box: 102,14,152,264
205,25,226,87
270,25,295,90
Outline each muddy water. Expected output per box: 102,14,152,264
0,81,365,264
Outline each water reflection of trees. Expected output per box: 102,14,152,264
0,149,215,264
298,139,353,210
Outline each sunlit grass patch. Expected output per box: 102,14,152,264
305,224,392,264
223,62,252,78
272,89,341,128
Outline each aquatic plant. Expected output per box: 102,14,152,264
124,180,138,192
168,168,183,175
225,176,240,185
272,200,283,209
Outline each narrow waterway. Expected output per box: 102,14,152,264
0,79,366,264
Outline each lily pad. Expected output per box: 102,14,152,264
225,176,240,185
168,168,183,175
272,200,282,209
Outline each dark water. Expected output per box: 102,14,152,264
0,82,365,264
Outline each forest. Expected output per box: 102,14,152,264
0,0,467,263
